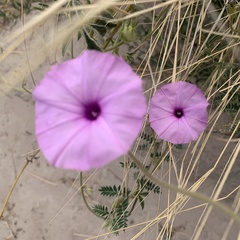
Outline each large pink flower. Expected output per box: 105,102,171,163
149,81,208,144
33,50,146,171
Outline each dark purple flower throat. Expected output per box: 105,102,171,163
174,108,184,118
84,102,101,121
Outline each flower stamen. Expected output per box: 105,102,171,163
174,109,183,118
84,102,101,121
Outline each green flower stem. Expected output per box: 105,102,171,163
128,151,240,224
80,172,102,219
104,41,124,52
0,150,40,220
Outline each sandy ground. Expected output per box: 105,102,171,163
0,12,239,240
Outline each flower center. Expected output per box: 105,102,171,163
84,102,101,121
174,108,184,118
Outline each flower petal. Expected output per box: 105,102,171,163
33,64,83,109
184,107,208,138
35,102,83,135
36,115,90,169
41,117,132,171
102,83,146,119
149,105,173,122
150,116,177,140
180,82,209,109
151,87,175,111
87,117,133,169
82,50,140,102
53,50,139,103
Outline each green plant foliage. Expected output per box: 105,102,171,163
141,132,154,143
99,185,121,197
60,9,116,55
83,29,102,51
0,10,7,18
175,144,183,149
111,198,129,234
92,197,129,235
91,20,107,36
119,161,137,169
92,204,109,220
134,191,148,210
32,2,49,11
137,176,161,194
11,0,32,14
96,158,162,235
91,11,116,36
138,131,154,150
0,0,36,24
214,88,240,114
150,151,161,158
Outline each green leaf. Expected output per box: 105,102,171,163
0,10,7,18
111,198,129,234
138,195,144,209
119,161,136,169
87,26,104,47
38,3,49,8
83,30,101,51
137,177,161,194
99,185,121,197
32,7,45,11
140,192,148,197
91,21,107,36
145,180,161,194
175,144,183,149
92,204,109,219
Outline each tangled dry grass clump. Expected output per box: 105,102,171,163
0,0,239,239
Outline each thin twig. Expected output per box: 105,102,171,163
0,150,40,220
26,170,57,186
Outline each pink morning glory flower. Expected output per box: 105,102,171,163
33,50,146,171
149,81,208,144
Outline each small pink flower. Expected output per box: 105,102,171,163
149,81,208,144
33,50,146,171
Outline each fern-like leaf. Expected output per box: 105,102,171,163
99,185,121,197
111,198,129,234
92,204,109,219
137,177,161,194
